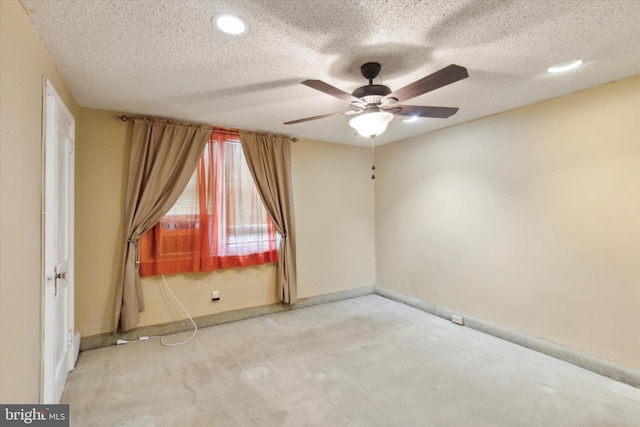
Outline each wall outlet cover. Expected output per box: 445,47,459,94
452,314,464,326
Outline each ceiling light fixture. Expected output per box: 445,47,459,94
213,14,248,35
403,116,419,123
349,111,394,138
547,59,583,74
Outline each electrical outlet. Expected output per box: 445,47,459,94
211,290,220,302
452,314,464,326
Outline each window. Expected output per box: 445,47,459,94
139,131,279,276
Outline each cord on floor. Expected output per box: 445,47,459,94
115,275,197,347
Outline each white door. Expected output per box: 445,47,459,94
42,78,75,404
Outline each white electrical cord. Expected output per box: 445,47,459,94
115,275,197,347
159,275,197,346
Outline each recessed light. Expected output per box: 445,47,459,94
213,14,248,35
547,59,583,74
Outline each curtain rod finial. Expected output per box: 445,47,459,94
119,115,129,121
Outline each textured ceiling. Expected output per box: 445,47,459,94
21,0,640,146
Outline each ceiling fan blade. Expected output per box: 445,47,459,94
389,105,459,119
284,110,360,125
302,80,362,103
384,64,468,104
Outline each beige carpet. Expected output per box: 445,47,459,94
62,295,640,426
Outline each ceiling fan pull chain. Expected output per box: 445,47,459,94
370,135,376,180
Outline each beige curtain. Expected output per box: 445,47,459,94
116,117,211,331
239,131,297,304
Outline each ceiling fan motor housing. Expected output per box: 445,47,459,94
352,84,391,99
353,62,391,102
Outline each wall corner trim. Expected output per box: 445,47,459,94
374,286,640,389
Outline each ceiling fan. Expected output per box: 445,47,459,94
284,62,469,138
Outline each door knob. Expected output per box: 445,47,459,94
55,271,66,280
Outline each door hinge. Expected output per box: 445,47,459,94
69,141,75,154
68,331,75,346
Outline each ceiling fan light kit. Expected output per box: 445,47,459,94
349,111,394,137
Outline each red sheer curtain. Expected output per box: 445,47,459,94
139,131,278,276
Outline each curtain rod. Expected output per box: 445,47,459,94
118,115,298,142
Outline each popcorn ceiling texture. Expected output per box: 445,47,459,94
21,0,640,146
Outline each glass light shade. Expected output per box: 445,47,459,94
349,111,394,137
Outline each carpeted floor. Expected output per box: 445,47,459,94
62,295,640,426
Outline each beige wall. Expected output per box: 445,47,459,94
0,1,80,402
74,109,129,334
75,109,375,335
375,76,640,369
292,139,376,298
